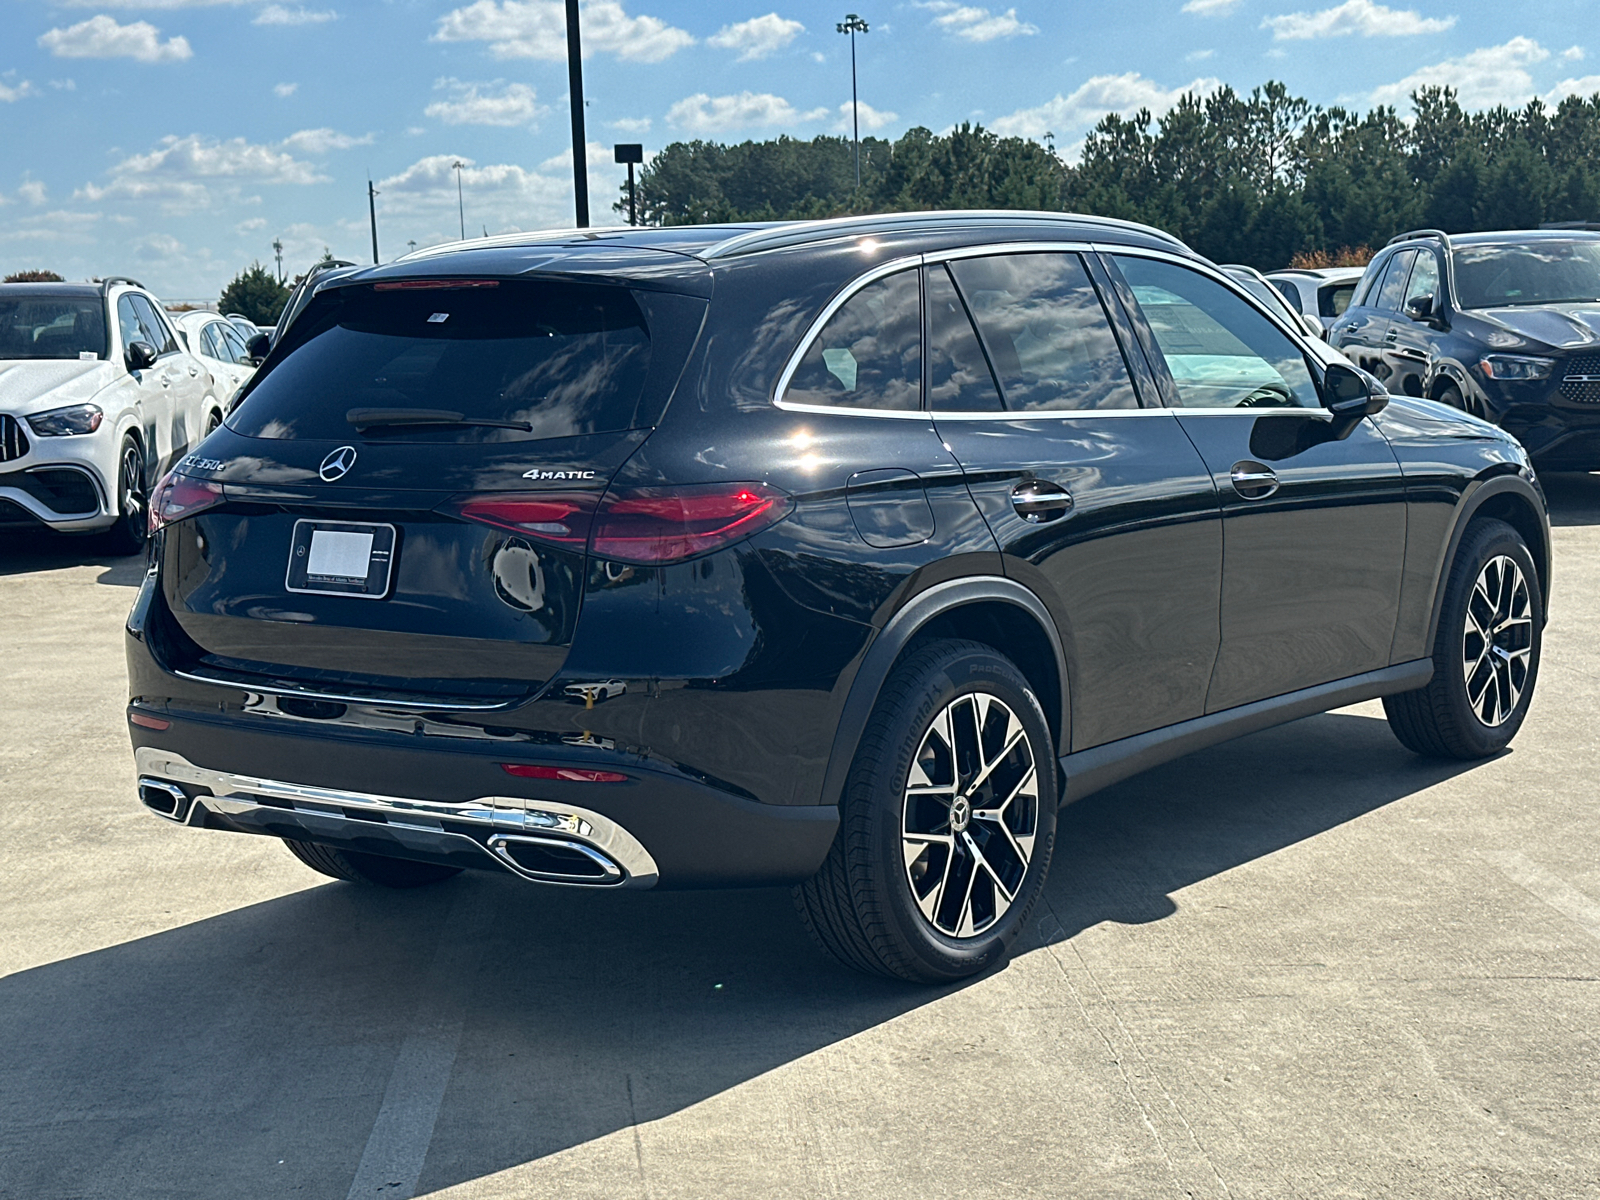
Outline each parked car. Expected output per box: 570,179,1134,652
127,211,1549,982
175,311,257,416
249,259,358,360
1220,264,1324,338
0,277,225,551
223,313,263,342
1330,229,1600,468
1267,267,1365,335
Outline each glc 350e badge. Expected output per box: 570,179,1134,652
522,468,597,481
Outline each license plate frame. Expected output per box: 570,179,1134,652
285,519,397,599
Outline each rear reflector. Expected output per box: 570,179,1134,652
129,710,171,730
448,482,792,566
501,763,628,783
148,470,225,535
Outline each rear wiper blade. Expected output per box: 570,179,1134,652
346,407,532,432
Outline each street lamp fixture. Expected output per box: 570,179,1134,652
451,160,466,241
836,13,869,190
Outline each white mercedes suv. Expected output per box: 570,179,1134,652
0,278,224,553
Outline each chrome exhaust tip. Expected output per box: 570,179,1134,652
139,778,194,823
487,833,625,885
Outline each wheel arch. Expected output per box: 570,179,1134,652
818,577,1069,811
1423,473,1551,651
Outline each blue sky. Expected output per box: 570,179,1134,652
2,0,1596,299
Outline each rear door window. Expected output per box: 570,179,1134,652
1374,251,1415,312
783,268,922,411
230,280,654,442
129,295,177,356
1321,282,1356,318
1404,253,1440,309
950,252,1140,411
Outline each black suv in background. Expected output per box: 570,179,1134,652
128,212,1549,982
1332,228,1600,468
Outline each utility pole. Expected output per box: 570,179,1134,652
367,177,380,264
614,143,643,225
451,160,466,240
566,0,590,227
836,14,869,190
271,237,284,283
407,239,417,255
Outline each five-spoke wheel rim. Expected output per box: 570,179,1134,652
119,444,146,541
1463,554,1532,728
902,692,1039,939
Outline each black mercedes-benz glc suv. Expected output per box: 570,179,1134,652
127,211,1550,982
1332,228,1600,468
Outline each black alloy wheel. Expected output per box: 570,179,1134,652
794,639,1058,982
1384,517,1542,759
204,409,222,436
104,436,148,556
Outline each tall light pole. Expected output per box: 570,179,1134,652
451,160,466,240
566,0,590,227
367,177,380,264
836,13,869,190
271,237,284,282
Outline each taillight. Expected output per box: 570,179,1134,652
501,763,628,783
448,482,791,565
148,470,225,535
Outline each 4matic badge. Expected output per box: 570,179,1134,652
522,468,597,481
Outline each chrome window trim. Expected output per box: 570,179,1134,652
929,407,1172,420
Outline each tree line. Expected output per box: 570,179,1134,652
619,83,1600,270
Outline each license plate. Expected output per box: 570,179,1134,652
286,519,396,598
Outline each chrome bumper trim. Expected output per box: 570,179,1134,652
133,746,659,887
172,666,523,712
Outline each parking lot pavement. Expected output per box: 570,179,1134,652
3,478,1600,1200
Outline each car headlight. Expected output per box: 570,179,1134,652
1481,355,1556,381
26,403,104,436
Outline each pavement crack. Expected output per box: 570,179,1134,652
626,1073,651,1200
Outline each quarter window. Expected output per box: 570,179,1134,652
784,269,922,411
951,252,1139,411
1115,256,1319,409
926,265,1004,412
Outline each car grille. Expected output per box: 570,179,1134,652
1559,355,1600,403
0,415,29,462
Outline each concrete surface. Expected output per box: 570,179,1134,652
2,476,1600,1199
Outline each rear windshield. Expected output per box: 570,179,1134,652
229,280,652,441
0,295,108,360
1453,241,1600,309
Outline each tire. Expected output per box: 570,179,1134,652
204,408,222,436
1384,517,1542,759
1439,382,1488,422
794,639,1058,983
103,435,148,556
282,838,464,888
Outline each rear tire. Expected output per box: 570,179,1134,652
794,639,1058,983
1384,518,1541,759
103,436,148,556
282,839,464,888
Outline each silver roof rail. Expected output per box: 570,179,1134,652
1384,228,1452,249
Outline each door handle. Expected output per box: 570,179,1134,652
1010,479,1072,523
1230,461,1279,500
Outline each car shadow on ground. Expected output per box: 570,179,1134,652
0,530,145,584
0,711,1485,1197
1538,470,1600,527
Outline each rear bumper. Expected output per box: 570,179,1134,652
127,708,839,889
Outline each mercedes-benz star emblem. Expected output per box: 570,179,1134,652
319,445,358,482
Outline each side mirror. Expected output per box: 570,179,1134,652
1323,362,1388,436
245,332,271,366
1404,293,1435,321
124,340,157,372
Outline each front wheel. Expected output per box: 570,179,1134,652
283,839,464,888
794,639,1058,983
103,436,148,556
1384,518,1542,759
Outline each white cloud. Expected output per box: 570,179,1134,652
273,81,298,97
373,154,574,235
834,100,898,133
281,127,372,153
608,116,652,133
18,181,48,205
253,5,337,26
708,13,803,60
235,217,268,232
1369,37,1548,108
39,15,193,62
1181,0,1241,15
424,78,547,126
0,210,102,246
991,72,1221,138
666,91,829,134
1562,45,1585,62
1549,75,1600,102
432,0,693,63
49,78,76,90
77,133,325,210
58,0,243,8
0,79,38,102
921,2,1038,42
1262,0,1455,40
1186,48,1215,60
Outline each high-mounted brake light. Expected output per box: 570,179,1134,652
148,470,225,535
372,279,500,291
446,482,792,565
501,763,628,783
